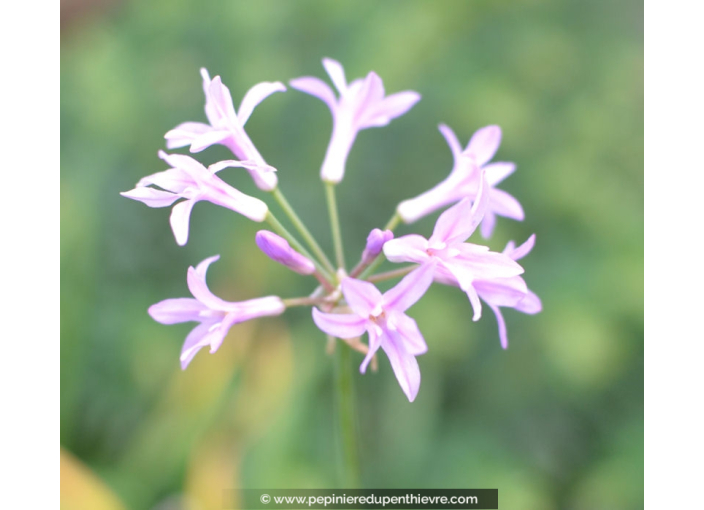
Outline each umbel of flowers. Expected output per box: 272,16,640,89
122,58,541,403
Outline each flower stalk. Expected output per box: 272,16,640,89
335,340,360,487
326,183,346,270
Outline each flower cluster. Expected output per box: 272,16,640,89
122,59,541,402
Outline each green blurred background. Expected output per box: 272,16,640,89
60,1,643,508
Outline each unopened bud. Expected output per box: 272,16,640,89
255,231,316,275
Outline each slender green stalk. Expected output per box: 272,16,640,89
271,188,336,275
357,254,385,281
265,212,334,282
325,183,346,270
384,211,402,232
365,265,417,283
282,296,327,308
335,340,360,487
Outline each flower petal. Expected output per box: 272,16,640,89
474,276,528,307
490,188,524,221
186,257,235,311
381,333,421,402
455,244,525,280
237,81,287,126
208,75,238,123
438,123,463,160
488,304,509,349
189,130,232,153
358,90,420,129
170,199,196,246
483,161,516,186
289,76,338,113
360,325,382,374
148,298,211,324
465,125,502,166
480,210,497,239
439,260,483,321
505,234,536,261
341,278,384,317
136,167,195,193
180,322,217,369
429,173,488,246
383,234,429,264
322,57,347,94
383,263,435,313
515,290,542,315
164,122,212,149
312,308,367,339
391,312,428,355
120,187,180,208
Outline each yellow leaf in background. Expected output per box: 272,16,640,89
60,448,126,510
185,433,242,510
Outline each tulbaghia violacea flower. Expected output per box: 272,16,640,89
361,228,394,264
474,234,542,349
255,230,316,275
290,58,420,184
384,177,524,321
396,124,524,238
312,263,435,402
121,151,269,246
148,255,285,369
164,68,285,191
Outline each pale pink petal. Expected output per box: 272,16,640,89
208,160,276,174
465,125,502,166
368,91,420,124
194,254,221,280
483,162,516,186
180,322,217,369
480,210,497,239
490,188,525,220
289,76,339,113
438,123,463,160
515,290,542,314
341,278,383,317
391,312,428,355
237,81,287,126
440,260,482,321
186,259,235,311
505,234,536,261
322,57,347,94
381,334,421,402
312,308,367,339
208,76,238,122
360,326,382,374
488,304,509,349
383,234,430,264
158,151,209,179
120,187,180,208
454,245,525,280
148,298,211,325
136,167,195,193
474,276,528,307
383,263,435,313
170,199,197,246
164,122,212,149
189,130,232,153
429,174,488,246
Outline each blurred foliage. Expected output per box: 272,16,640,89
61,0,643,508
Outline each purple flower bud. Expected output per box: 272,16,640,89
255,230,316,275
362,228,394,264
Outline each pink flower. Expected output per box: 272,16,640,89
121,151,268,246
255,230,316,275
290,58,420,184
361,228,394,265
384,176,524,321
396,124,524,238
474,234,542,349
164,68,286,191
148,255,285,369
312,264,436,402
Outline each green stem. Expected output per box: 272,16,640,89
265,212,334,282
384,211,402,232
366,265,417,283
335,340,360,487
271,188,336,275
325,183,346,270
357,254,385,281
